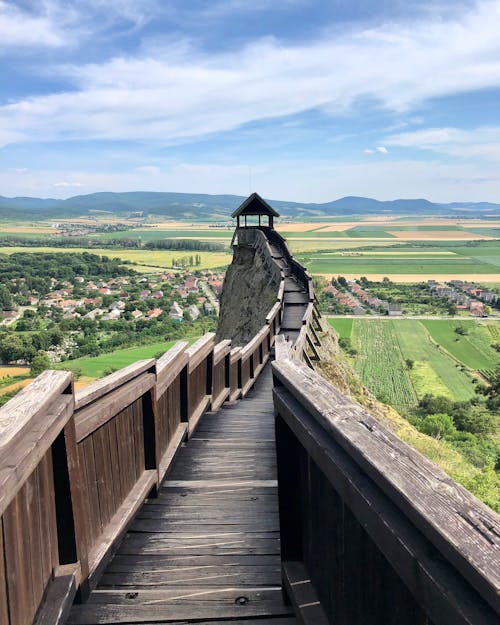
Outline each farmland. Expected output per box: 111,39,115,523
328,318,498,407
0,246,232,271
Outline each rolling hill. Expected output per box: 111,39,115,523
0,191,499,220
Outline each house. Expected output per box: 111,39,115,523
352,306,366,315
83,309,103,320
470,301,485,316
152,290,164,299
203,301,213,315
140,289,151,300
187,304,200,321
102,309,121,321
169,302,183,322
99,287,111,295
131,309,143,320
147,308,163,319
388,303,403,316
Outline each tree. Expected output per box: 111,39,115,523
0,284,13,311
452,405,496,435
30,350,50,376
447,302,457,316
405,358,414,369
0,334,25,363
418,413,456,439
337,276,347,288
418,393,454,415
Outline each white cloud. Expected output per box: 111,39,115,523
365,146,388,154
53,181,84,187
0,1,65,48
1,1,500,147
385,126,500,160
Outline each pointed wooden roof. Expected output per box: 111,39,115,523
231,192,280,218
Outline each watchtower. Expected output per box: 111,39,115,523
231,192,280,229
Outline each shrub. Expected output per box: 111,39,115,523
418,413,456,439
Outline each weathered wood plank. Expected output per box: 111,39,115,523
0,394,73,516
33,574,77,625
272,358,500,614
75,360,154,410
186,333,215,373
0,370,72,445
75,373,155,442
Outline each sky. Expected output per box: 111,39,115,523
1,0,500,203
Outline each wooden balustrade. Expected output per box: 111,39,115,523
272,358,500,625
0,282,283,625
212,340,231,411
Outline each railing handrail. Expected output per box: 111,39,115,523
272,356,500,621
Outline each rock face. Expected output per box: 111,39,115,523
216,244,278,346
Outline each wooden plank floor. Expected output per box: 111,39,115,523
67,366,296,625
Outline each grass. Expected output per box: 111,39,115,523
344,320,478,406
327,318,353,339
351,320,417,409
0,246,232,271
420,320,500,370
391,321,476,401
57,341,176,378
303,255,500,275
93,229,233,241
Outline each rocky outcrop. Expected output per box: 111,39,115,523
216,244,278,346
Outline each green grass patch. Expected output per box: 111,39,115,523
327,317,353,339
58,341,176,378
391,321,476,401
420,320,500,370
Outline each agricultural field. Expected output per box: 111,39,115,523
0,246,232,271
57,340,176,379
298,240,500,281
328,318,497,407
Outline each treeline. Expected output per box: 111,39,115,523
144,239,225,251
0,235,225,252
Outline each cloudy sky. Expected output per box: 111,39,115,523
1,0,500,202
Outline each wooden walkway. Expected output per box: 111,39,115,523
67,365,297,625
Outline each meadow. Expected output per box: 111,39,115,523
328,318,499,407
57,340,176,379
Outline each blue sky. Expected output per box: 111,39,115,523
1,0,500,203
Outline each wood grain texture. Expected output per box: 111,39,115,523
272,358,500,614
75,360,155,410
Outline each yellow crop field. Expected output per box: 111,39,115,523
0,366,30,378
0,246,232,270
389,231,494,240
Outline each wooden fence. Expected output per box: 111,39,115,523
272,357,500,625
0,315,282,625
0,224,317,625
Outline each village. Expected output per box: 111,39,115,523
0,259,224,366
320,277,499,317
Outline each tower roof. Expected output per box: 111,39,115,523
231,192,280,218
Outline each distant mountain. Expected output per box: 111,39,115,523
0,191,499,220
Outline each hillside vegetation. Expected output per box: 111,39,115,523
320,323,499,511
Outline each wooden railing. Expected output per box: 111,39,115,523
272,357,500,625
0,224,316,625
0,301,283,625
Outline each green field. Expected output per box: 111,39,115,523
93,229,233,241
327,318,353,339
0,246,232,270
330,319,492,408
304,255,500,275
351,320,417,409
58,341,176,378
420,320,500,370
